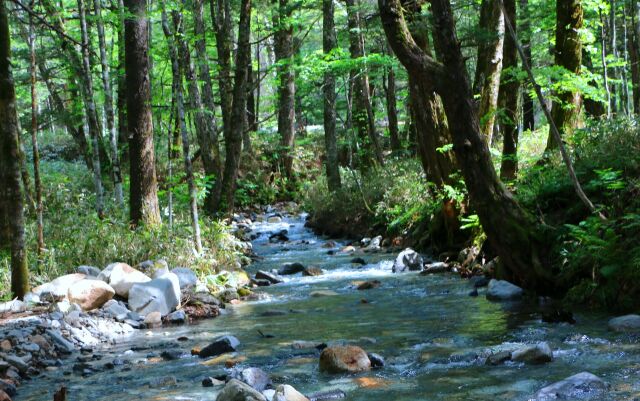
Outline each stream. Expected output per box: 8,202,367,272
15,213,640,400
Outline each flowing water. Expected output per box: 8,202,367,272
16,214,640,400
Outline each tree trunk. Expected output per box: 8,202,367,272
379,0,554,291
125,0,161,226
520,0,534,131
28,12,44,254
116,0,129,163
323,0,341,191
0,0,29,298
629,17,640,113
582,49,607,118
346,0,384,166
78,0,105,217
162,5,203,253
384,60,401,151
213,0,252,213
546,0,583,152
473,0,504,144
499,0,519,180
273,0,296,178
94,0,124,206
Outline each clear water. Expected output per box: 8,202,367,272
17,214,640,400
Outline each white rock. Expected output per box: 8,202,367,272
273,384,309,401
108,263,151,298
534,372,607,400
0,299,26,313
128,273,181,316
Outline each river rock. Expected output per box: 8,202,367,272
357,280,381,290
273,384,309,401
533,372,607,400
202,377,225,387
511,342,553,364
319,345,371,373
310,290,338,297
303,267,323,276
0,300,26,314
421,262,449,274
392,248,423,273
128,273,181,316
108,263,151,298
76,265,101,277
485,351,512,365
143,311,162,327
102,300,130,320
34,273,87,302
350,257,366,265
365,236,382,251
608,314,640,332
0,390,11,401
269,230,289,243
199,335,240,358
0,354,28,373
367,353,384,368
166,310,186,324
268,216,282,223
255,271,283,284
486,279,523,301
237,367,272,391
171,267,198,289
46,329,75,353
67,279,115,311
217,379,267,401
279,263,305,275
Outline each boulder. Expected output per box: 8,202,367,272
485,351,512,366
198,335,240,359
67,279,115,311
237,367,272,391
357,280,381,290
608,314,640,332
217,379,267,401
102,300,130,320
171,267,198,289
533,372,607,400
319,345,371,373
108,263,151,298
486,279,523,301
273,384,309,401
350,257,366,265
166,310,186,324
511,342,553,364
76,265,101,277
303,267,323,277
279,263,305,275
365,236,382,250
392,248,423,273
367,353,385,368
128,273,181,316
255,271,283,284
33,273,86,302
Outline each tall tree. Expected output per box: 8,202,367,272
499,0,519,180
520,0,534,131
384,58,401,151
125,0,161,226
191,0,223,214
546,0,583,152
78,0,106,217
27,11,44,254
346,0,384,166
94,0,124,206
323,0,341,190
115,0,129,161
0,0,29,298
380,0,555,291
273,0,296,178
473,0,505,144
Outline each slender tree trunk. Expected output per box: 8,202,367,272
27,12,44,254
519,0,534,131
499,0,519,180
273,0,296,178
246,52,257,149
78,0,105,217
583,49,607,118
94,0,124,206
0,0,29,298
546,0,583,152
384,60,401,151
115,0,129,163
162,5,202,253
599,10,613,117
125,0,161,226
629,12,640,113
473,0,505,144
346,0,384,166
622,3,632,115
323,0,341,191
380,0,555,291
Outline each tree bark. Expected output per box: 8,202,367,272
629,18,640,113
77,0,105,217
473,0,504,144
28,12,44,254
0,0,30,298
379,0,554,291
346,0,384,166
546,0,583,152
499,0,519,180
323,0,341,191
94,0,124,206
125,0,161,226
273,0,296,178
116,0,129,163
